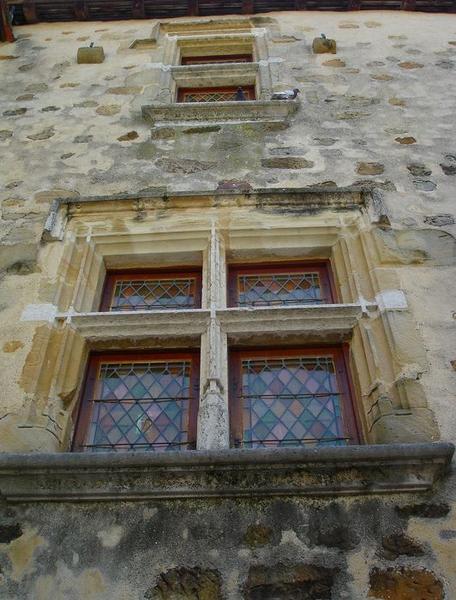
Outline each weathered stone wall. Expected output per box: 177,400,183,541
1,10,456,600
1,483,456,599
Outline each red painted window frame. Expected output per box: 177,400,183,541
228,345,361,448
227,261,337,308
72,350,201,452
177,85,256,102
100,268,203,311
181,54,253,65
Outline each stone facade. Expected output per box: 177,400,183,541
0,9,456,600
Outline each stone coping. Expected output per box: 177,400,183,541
0,443,452,502
142,99,298,125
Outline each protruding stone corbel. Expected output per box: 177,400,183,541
77,45,105,64
41,199,68,243
312,35,337,54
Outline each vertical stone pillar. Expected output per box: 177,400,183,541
197,225,230,450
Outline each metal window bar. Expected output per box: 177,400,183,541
181,90,255,103
236,297,329,307
239,393,348,448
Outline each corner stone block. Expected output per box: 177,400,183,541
77,47,105,64
312,37,337,54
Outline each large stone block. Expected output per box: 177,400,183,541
76,46,105,64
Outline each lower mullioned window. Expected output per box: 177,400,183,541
229,347,360,449
72,351,200,452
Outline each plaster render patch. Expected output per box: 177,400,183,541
375,290,408,311
96,525,124,548
6,528,48,582
21,304,58,323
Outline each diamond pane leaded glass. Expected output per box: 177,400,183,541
237,272,323,307
110,277,197,311
180,88,255,103
241,356,347,448
85,360,192,452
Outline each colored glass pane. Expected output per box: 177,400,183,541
110,278,196,311
237,272,323,307
180,88,255,102
85,360,191,452
241,356,347,448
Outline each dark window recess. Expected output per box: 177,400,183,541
72,352,200,452
101,270,202,311
181,54,253,65
228,262,336,308
177,85,256,103
230,347,359,449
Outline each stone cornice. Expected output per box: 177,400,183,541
0,443,452,503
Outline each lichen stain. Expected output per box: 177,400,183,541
6,528,47,581
2,341,24,353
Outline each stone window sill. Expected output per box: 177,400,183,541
142,99,299,126
0,443,452,502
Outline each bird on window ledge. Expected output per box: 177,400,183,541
271,88,300,100
235,87,247,101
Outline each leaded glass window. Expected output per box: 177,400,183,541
228,263,335,307
230,348,359,448
101,270,202,311
72,352,199,452
177,85,256,103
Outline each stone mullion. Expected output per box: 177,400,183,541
197,226,230,449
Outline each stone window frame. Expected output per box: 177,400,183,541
23,190,439,453
141,21,294,126
155,30,272,104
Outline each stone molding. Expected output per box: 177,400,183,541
218,304,367,339
61,309,211,341
142,99,299,125
56,304,367,345
0,443,452,503
170,62,259,88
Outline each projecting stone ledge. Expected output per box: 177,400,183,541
0,443,452,503
141,99,299,126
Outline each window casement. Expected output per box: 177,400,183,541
100,269,202,311
229,347,360,449
72,351,200,452
177,85,256,103
227,262,336,308
181,54,253,65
